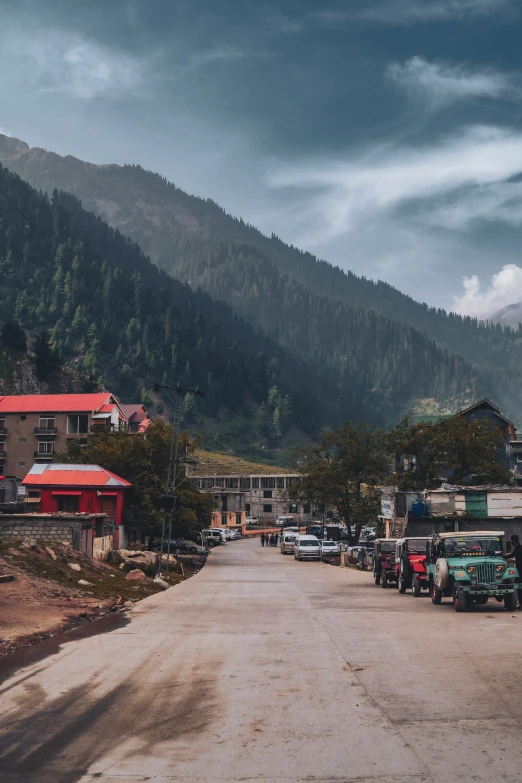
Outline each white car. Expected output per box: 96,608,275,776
245,516,258,525
228,529,242,540
280,532,297,554
294,535,321,561
320,540,340,556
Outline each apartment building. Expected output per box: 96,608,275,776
190,472,309,524
0,393,150,479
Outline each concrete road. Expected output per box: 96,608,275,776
1,538,522,783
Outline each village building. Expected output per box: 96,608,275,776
0,393,151,479
22,462,132,549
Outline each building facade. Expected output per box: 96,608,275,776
190,472,308,525
0,393,150,479
22,462,131,547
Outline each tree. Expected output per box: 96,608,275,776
33,329,61,381
388,416,512,489
290,421,389,542
57,421,215,538
1,320,27,353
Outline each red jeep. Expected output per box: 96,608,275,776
373,538,398,588
395,537,428,596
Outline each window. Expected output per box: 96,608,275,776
28,490,40,499
67,414,88,434
263,504,273,513
245,503,251,514
225,478,238,489
57,495,79,512
19,438,25,444
263,490,272,499
0,418,5,431
517,455,522,463
39,417,56,430
19,462,25,467
38,442,54,455
235,514,242,526
240,477,251,489
303,505,310,514
221,514,227,527
261,477,276,489
277,477,285,489
251,478,259,489
0,441,5,453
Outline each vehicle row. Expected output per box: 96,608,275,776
372,531,519,612
279,531,340,560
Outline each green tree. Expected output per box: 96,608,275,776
33,329,61,381
290,421,389,542
57,421,215,538
388,416,512,489
1,320,27,353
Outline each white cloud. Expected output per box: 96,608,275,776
453,265,522,317
2,28,149,100
387,57,515,109
356,0,517,24
188,45,250,69
0,127,11,137
266,125,522,244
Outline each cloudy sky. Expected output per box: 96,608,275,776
1,0,522,313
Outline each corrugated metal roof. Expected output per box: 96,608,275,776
0,394,112,413
120,404,143,418
22,463,131,488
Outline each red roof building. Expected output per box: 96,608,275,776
22,463,131,547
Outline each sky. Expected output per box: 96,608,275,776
1,0,522,314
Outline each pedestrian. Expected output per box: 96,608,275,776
357,546,366,570
270,533,275,546
509,534,522,607
261,532,265,547
274,533,279,546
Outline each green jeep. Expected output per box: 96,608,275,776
426,531,519,612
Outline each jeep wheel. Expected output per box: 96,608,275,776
431,582,442,605
412,579,421,598
381,572,388,588
189,547,197,554
374,571,381,585
504,592,518,611
453,586,468,612
398,578,407,594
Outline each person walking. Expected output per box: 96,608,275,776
261,532,265,547
509,534,522,606
274,533,279,546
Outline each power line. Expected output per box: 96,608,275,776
0,185,43,237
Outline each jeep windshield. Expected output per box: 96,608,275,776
379,543,395,553
443,537,502,556
406,539,426,554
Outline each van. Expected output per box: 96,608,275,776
276,515,295,527
280,532,297,554
294,534,321,561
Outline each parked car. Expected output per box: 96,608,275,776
321,540,340,556
426,531,519,612
212,527,232,540
394,537,428,595
201,529,226,544
228,529,242,540
294,534,321,561
152,539,202,555
280,532,297,554
276,515,295,527
373,539,397,587
245,516,258,525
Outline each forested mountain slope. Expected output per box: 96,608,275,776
1,134,521,423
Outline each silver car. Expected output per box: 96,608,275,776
320,540,340,556
280,532,297,554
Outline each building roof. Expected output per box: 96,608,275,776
22,463,132,488
428,485,522,493
120,404,144,418
0,393,113,413
455,398,515,428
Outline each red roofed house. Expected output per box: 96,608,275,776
0,393,150,480
22,463,132,550
119,404,152,434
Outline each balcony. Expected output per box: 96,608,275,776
34,427,58,435
34,451,54,459
0,428,7,435
0,449,6,459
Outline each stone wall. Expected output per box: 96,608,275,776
0,514,85,546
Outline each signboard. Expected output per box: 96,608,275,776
381,498,394,518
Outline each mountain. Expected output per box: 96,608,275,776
486,302,522,329
1,133,522,426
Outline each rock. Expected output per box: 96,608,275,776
45,546,57,561
106,550,122,565
153,576,169,590
126,569,146,582
22,538,38,549
78,579,93,586
68,563,81,572
0,574,15,583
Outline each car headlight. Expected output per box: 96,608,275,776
466,565,477,575
496,564,506,574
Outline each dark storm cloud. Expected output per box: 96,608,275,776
1,0,522,312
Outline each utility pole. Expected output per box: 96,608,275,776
153,382,204,578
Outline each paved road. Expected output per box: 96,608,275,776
2,538,522,783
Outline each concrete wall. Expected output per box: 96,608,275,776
0,514,84,545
